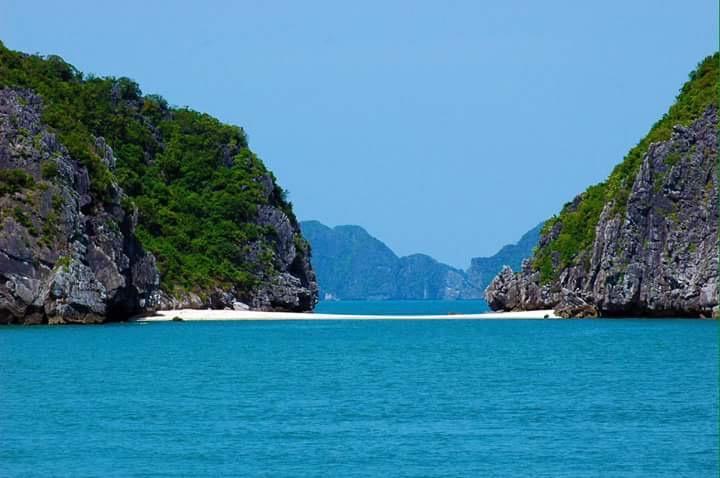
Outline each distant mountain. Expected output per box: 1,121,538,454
466,223,544,292
300,221,483,300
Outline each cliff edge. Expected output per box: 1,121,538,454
0,43,317,324
487,96,718,317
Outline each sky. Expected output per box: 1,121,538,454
2,0,717,267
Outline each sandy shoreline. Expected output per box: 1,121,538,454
134,308,559,322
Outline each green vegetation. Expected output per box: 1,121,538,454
0,41,298,293
0,168,34,195
12,206,32,229
533,53,719,283
664,149,682,167
40,160,58,179
534,185,605,283
653,170,668,194
55,255,71,270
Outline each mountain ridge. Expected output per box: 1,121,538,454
302,220,542,301
467,223,543,292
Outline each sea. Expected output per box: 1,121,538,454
1,300,718,477
315,299,490,315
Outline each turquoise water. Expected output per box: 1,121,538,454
316,299,489,315
1,318,717,477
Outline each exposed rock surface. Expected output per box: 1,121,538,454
553,291,599,319
252,200,317,311
154,178,317,313
0,88,159,324
0,88,317,323
486,106,718,317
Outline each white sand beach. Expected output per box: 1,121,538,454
134,308,559,322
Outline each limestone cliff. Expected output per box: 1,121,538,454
486,103,718,317
0,89,159,324
0,43,317,324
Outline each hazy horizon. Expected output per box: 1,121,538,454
301,218,542,269
2,0,717,267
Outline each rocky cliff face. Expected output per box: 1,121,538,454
0,43,318,323
0,86,317,324
159,192,318,313
486,106,718,317
0,88,160,324
154,201,317,313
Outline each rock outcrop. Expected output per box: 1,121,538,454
0,88,160,324
486,106,718,317
154,179,317,312
0,88,316,322
0,42,318,322
466,222,543,292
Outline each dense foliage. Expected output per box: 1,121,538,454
0,41,299,294
534,53,719,283
0,168,34,195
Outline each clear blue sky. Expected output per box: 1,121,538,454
2,1,717,267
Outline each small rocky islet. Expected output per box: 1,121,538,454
485,54,719,318
0,42,317,324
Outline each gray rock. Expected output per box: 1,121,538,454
486,106,718,317
0,88,160,324
244,203,318,311
154,290,205,310
232,301,250,311
256,205,297,268
554,290,599,318
94,136,116,170
252,272,317,312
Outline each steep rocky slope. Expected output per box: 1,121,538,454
0,43,316,323
486,55,718,317
301,221,483,300
0,88,159,324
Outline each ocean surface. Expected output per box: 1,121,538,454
315,299,490,315
1,305,718,477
